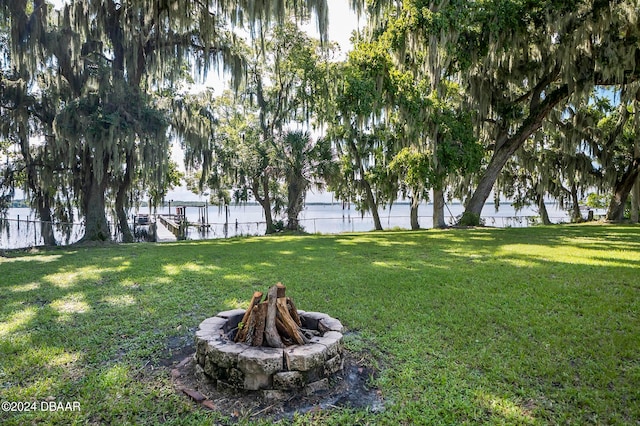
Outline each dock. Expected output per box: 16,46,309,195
155,216,178,242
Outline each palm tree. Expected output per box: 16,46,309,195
278,131,336,231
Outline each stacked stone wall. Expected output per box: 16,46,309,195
195,309,344,399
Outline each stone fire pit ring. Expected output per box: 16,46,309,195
194,308,344,398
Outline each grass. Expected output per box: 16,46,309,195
1,224,639,425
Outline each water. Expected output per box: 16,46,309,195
1,201,571,249
168,202,570,239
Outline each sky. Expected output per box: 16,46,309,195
167,2,364,203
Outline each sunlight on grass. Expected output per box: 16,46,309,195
9,282,40,293
222,273,254,282
371,260,406,269
50,293,90,315
100,364,129,388
119,278,140,288
15,345,83,380
98,364,129,399
475,391,535,424
182,263,204,272
149,277,172,285
162,262,214,275
44,265,127,288
0,307,37,337
162,264,181,275
45,350,81,368
0,254,63,264
335,234,420,247
498,244,640,268
102,295,136,307
223,298,244,309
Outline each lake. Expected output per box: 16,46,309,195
1,201,572,249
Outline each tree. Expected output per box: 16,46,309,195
552,92,640,223
426,88,482,227
370,0,640,224
532,90,640,223
174,89,282,233
334,7,482,230
632,137,640,223
0,137,15,216
2,0,329,242
0,66,62,245
246,22,333,232
597,98,640,222
176,20,335,234
327,41,400,231
278,130,336,231
388,147,433,229
497,109,602,225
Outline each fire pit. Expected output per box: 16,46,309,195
194,284,344,399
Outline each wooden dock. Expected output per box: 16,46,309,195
155,216,179,242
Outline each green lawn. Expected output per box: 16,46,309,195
1,225,639,425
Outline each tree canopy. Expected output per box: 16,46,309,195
2,0,640,247
0,0,331,242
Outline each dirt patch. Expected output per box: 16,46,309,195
166,341,384,422
158,334,196,367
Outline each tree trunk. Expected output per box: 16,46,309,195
570,183,582,222
115,196,133,243
286,177,306,231
346,139,383,230
537,193,552,225
363,179,383,231
19,133,57,246
632,140,640,223
433,188,446,228
82,175,110,241
410,196,420,230
464,138,518,218
631,178,640,223
252,176,274,234
115,152,134,243
36,194,57,246
606,158,640,222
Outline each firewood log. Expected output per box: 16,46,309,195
251,302,267,347
234,291,263,343
276,298,308,345
244,306,257,346
264,285,284,348
286,297,302,327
